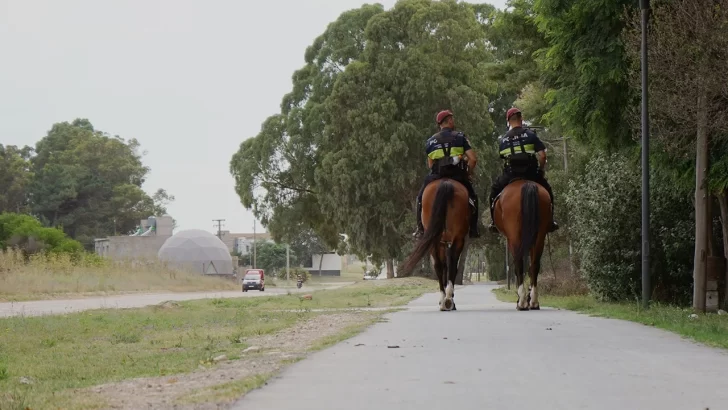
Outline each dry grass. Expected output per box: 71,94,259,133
0,279,432,409
496,258,589,297
0,249,239,302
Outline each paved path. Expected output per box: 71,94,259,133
234,283,728,410
0,283,350,318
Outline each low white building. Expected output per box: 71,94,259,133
304,253,342,276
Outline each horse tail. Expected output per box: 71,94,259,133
400,180,454,274
518,181,540,260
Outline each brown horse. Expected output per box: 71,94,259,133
493,179,551,310
401,178,470,311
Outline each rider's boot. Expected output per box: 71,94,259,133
412,201,424,238
468,198,480,238
549,204,560,232
487,199,498,233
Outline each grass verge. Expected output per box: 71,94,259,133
0,250,239,302
0,277,435,409
231,277,438,310
493,287,728,350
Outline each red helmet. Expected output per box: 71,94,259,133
436,110,453,124
506,107,522,121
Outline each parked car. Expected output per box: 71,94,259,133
242,269,265,292
363,270,379,280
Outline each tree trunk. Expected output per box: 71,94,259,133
386,259,394,279
717,190,728,309
318,253,324,277
693,93,710,313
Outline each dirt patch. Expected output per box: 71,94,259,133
81,311,379,409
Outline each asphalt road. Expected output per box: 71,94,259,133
0,283,350,318
234,283,728,410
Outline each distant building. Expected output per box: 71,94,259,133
303,253,343,276
94,215,175,261
158,229,233,274
229,233,274,255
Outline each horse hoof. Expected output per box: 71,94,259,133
443,298,454,311
530,306,540,310
452,303,457,311
516,305,529,311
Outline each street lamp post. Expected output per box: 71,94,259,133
640,0,651,309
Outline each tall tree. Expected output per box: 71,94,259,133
0,145,33,213
318,0,498,271
533,0,635,147
30,119,172,245
230,4,385,251
485,0,549,129
254,242,293,274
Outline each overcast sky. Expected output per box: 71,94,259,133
0,0,507,235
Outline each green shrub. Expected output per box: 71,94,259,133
0,213,83,255
278,267,310,283
566,152,694,303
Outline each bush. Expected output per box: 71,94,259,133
566,152,694,303
0,212,83,256
278,267,310,283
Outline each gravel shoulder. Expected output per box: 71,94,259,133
78,311,386,409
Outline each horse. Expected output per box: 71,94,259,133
493,179,551,310
400,178,470,311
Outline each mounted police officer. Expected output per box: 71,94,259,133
413,109,480,239
487,107,559,233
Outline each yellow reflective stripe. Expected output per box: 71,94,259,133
428,146,465,160
499,144,535,156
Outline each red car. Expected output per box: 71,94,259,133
242,269,265,292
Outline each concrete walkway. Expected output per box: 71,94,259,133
234,283,728,410
0,283,350,318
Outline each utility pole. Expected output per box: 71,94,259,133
253,219,257,269
286,244,290,285
212,219,225,240
640,0,652,309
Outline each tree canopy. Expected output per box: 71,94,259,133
2,118,172,248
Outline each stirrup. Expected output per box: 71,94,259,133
413,227,424,238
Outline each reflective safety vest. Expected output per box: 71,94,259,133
426,128,471,171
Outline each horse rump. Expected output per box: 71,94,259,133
400,180,454,273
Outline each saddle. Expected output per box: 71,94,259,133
490,177,526,211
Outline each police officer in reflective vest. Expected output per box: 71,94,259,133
487,107,559,233
413,110,481,239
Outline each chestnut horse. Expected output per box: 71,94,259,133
493,179,551,310
401,178,470,311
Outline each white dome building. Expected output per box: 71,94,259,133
157,229,233,274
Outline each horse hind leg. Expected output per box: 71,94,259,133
514,255,529,311
529,250,542,310
432,253,447,310
441,243,455,311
